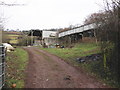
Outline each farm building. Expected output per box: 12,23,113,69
28,30,58,47
58,23,97,46
42,30,58,48
27,23,97,47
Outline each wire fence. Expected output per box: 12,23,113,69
0,45,5,89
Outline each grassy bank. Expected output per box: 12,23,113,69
41,43,100,64
6,48,28,88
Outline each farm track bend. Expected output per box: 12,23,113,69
24,47,109,88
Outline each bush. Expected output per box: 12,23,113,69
94,1,120,87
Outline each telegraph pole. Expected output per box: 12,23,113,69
31,30,33,46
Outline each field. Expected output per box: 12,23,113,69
2,31,22,44
8,34,20,44
6,48,28,88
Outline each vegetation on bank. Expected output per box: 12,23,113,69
84,0,120,88
6,48,28,88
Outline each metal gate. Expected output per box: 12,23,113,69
0,45,5,89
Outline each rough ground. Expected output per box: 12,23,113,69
24,47,109,88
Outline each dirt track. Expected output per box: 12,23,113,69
24,47,109,88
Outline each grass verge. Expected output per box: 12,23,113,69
5,48,28,88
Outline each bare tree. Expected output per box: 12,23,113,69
0,1,25,44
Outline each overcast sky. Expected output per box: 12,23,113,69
1,0,105,30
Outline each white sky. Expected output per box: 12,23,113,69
1,0,105,30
